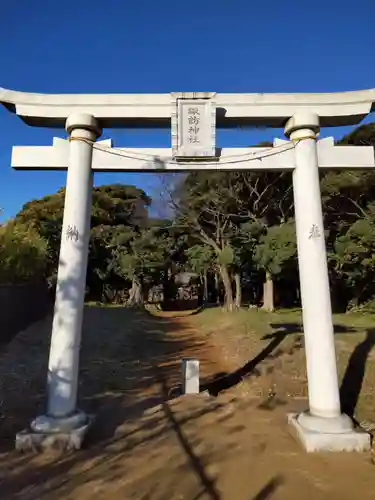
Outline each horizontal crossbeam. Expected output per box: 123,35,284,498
11,137,375,173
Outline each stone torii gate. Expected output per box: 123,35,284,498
2,88,375,453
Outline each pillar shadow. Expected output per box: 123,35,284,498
339,328,375,417
200,323,303,397
251,475,284,500
199,322,357,398
158,375,222,500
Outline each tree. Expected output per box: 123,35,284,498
330,216,375,310
254,221,297,311
171,164,294,311
109,224,175,307
322,123,375,239
15,189,65,278
321,123,375,309
170,171,236,310
0,220,48,284
186,244,214,303
231,220,264,308
15,184,151,300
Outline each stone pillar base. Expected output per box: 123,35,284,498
288,412,371,452
15,411,93,452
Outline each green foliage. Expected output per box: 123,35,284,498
254,221,297,277
186,245,214,273
15,184,151,292
6,123,375,310
337,122,375,146
111,225,172,284
217,245,234,266
0,221,48,283
330,218,375,304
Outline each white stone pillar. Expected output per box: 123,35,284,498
32,113,101,433
286,112,342,419
285,113,369,452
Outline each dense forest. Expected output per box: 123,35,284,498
1,123,375,313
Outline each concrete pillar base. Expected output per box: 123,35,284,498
15,411,93,452
288,412,371,452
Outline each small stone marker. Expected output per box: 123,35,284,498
181,358,200,394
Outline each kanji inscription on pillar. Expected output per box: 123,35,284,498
174,98,215,158
65,224,79,242
308,224,321,240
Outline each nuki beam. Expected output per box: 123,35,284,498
11,137,375,172
2,87,375,127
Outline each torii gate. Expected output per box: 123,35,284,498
2,88,375,453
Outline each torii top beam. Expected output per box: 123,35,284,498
1,87,375,129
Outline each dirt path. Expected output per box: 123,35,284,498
1,306,375,499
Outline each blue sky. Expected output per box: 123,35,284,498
1,0,375,221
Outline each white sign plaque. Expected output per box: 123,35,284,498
173,98,216,159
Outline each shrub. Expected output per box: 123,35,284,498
0,221,48,283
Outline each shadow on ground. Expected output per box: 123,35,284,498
1,305,374,499
251,476,284,500
0,306,218,448
340,328,375,419
200,322,359,399
0,305,293,499
200,323,303,397
0,305,244,499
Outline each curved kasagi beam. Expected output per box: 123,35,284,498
1,87,375,129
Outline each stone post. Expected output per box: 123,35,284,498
19,114,101,450
285,112,370,452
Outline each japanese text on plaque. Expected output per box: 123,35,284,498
187,107,201,144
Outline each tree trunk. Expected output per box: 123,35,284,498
262,271,274,312
127,276,144,308
219,264,234,311
203,270,208,303
214,272,220,305
234,272,242,309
